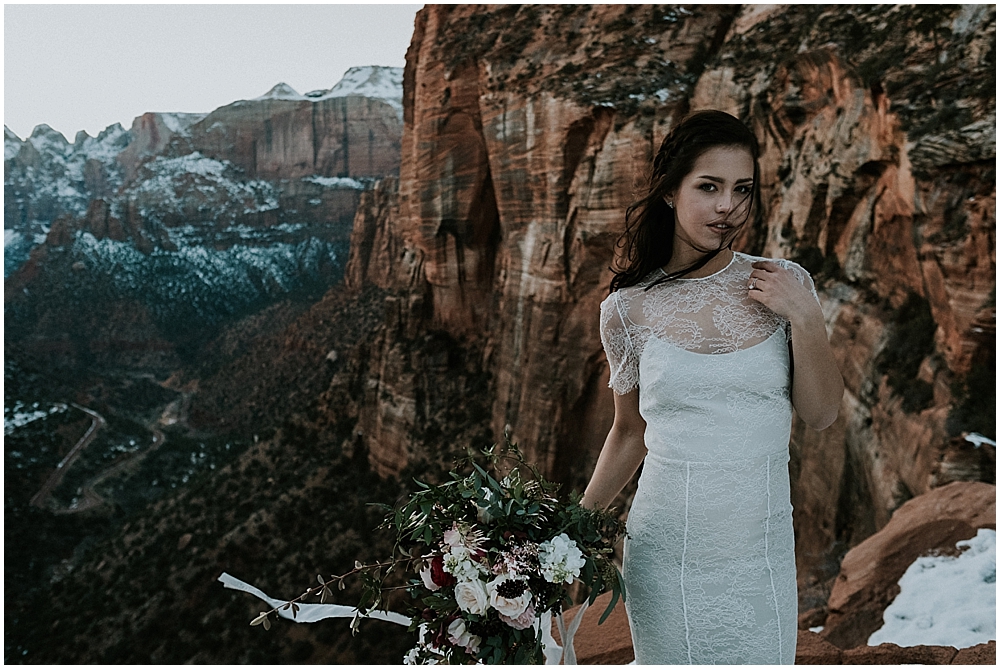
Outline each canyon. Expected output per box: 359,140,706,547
4,4,994,664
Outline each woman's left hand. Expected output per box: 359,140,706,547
747,260,844,431
746,261,820,326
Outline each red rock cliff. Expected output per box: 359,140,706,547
337,4,996,596
177,96,401,182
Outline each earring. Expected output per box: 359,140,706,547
666,201,674,209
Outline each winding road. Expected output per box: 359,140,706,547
29,403,106,509
29,402,168,514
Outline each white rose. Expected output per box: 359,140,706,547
454,578,489,615
447,618,482,655
487,574,532,618
448,618,472,647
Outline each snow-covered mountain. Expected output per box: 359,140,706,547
4,122,131,275
5,66,403,351
252,66,404,119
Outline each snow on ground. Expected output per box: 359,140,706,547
5,125,23,160
73,229,339,314
158,112,208,135
4,401,68,435
868,528,996,649
325,65,403,99
254,82,308,102
132,152,280,222
965,432,996,448
312,66,404,118
72,123,130,162
144,152,228,178
244,67,404,117
27,124,70,154
304,175,365,189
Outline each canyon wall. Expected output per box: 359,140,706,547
336,3,995,593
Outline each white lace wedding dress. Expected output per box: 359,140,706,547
599,251,818,665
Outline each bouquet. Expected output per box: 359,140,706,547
240,438,627,664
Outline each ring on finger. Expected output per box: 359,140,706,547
748,277,758,290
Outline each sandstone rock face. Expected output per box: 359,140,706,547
930,434,996,487
820,481,996,649
178,95,400,182
345,177,401,291
116,112,200,182
340,4,995,598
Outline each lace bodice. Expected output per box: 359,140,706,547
600,252,818,396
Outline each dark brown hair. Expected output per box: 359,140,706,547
610,110,761,293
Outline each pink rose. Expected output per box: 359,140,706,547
499,603,536,630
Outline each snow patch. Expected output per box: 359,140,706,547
158,112,207,135
314,66,404,119
965,433,996,448
5,126,22,160
28,124,70,155
5,401,68,435
72,230,341,319
326,65,403,101
71,122,130,161
254,82,306,102
146,152,228,178
245,67,403,118
304,175,365,189
868,528,996,649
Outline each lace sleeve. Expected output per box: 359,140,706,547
780,260,820,303
777,260,820,341
600,292,639,395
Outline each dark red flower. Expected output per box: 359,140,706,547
430,554,456,587
432,624,449,648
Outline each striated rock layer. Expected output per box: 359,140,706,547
335,2,996,602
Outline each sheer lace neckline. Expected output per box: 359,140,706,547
659,250,737,282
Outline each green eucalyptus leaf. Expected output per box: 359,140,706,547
599,585,620,625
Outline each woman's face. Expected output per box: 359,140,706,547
668,145,755,255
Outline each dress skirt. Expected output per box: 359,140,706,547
623,451,798,665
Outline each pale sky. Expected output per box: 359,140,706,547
3,2,422,141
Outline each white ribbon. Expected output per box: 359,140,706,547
218,572,409,626
218,572,581,664
555,597,589,665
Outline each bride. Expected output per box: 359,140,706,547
581,110,844,664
